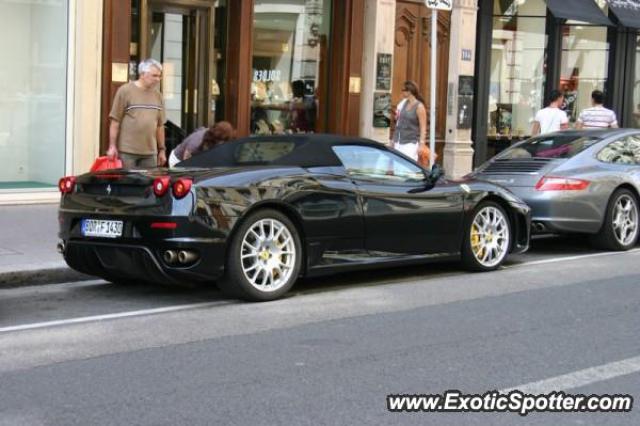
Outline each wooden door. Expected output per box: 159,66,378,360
143,1,214,134
393,1,450,160
101,0,131,154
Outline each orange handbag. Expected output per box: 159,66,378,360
90,156,123,172
418,144,431,168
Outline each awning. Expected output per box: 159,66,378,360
608,0,640,29
545,0,613,26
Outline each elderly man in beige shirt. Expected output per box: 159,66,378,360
107,58,167,168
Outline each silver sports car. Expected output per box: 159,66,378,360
470,129,640,251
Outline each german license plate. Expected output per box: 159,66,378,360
81,219,123,238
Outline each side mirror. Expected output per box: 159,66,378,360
410,165,444,193
428,164,444,183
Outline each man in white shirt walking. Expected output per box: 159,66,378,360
576,90,618,129
531,90,569,136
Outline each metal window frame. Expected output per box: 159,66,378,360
471,1,492,167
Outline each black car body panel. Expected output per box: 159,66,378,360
59,135,530,286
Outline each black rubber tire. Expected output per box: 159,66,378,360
218,209,302,302
590,188,639,251
461,201,512,272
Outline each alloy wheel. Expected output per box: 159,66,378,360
470,206,510,268
240,218,296,292
612,194,638,247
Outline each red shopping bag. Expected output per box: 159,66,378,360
90,156,123,172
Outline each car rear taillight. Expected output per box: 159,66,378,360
153,176,171,197
172,178,193,199
58,176,76,194
535,176,590,191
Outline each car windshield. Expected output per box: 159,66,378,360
497,135,601,160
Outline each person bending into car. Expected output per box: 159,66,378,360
168,121,235,167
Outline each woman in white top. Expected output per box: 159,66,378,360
531,90,569,135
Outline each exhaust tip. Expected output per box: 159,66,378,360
177,250,199,265
163,250,177,264
56,241,66,254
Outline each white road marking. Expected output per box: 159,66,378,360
2,247,640,334
505,248,640,269
501,355,640,394
0,301,230,334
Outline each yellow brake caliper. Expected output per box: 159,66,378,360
471,224,484,259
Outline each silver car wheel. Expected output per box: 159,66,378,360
470,206,510,268
612,194,638,247
240,218,296,293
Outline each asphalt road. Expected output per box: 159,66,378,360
0,236,638,425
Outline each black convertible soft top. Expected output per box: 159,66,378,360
176,134,385,168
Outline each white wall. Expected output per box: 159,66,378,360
359,0,395,142
71,0,103,180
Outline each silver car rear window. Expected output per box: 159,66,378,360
498,135,601,160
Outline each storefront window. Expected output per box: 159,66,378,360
631,35,640,129
488,0,547,154
560,25,609,125
251,0,331,135
0,1,68,190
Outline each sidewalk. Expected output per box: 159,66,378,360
0,203,89,288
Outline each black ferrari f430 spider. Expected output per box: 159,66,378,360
58,135,530,301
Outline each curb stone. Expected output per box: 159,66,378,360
0,267,92,289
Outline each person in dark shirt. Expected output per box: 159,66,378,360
289,80,316,133
169,121,234,166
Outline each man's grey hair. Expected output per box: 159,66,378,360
138,58,163,75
